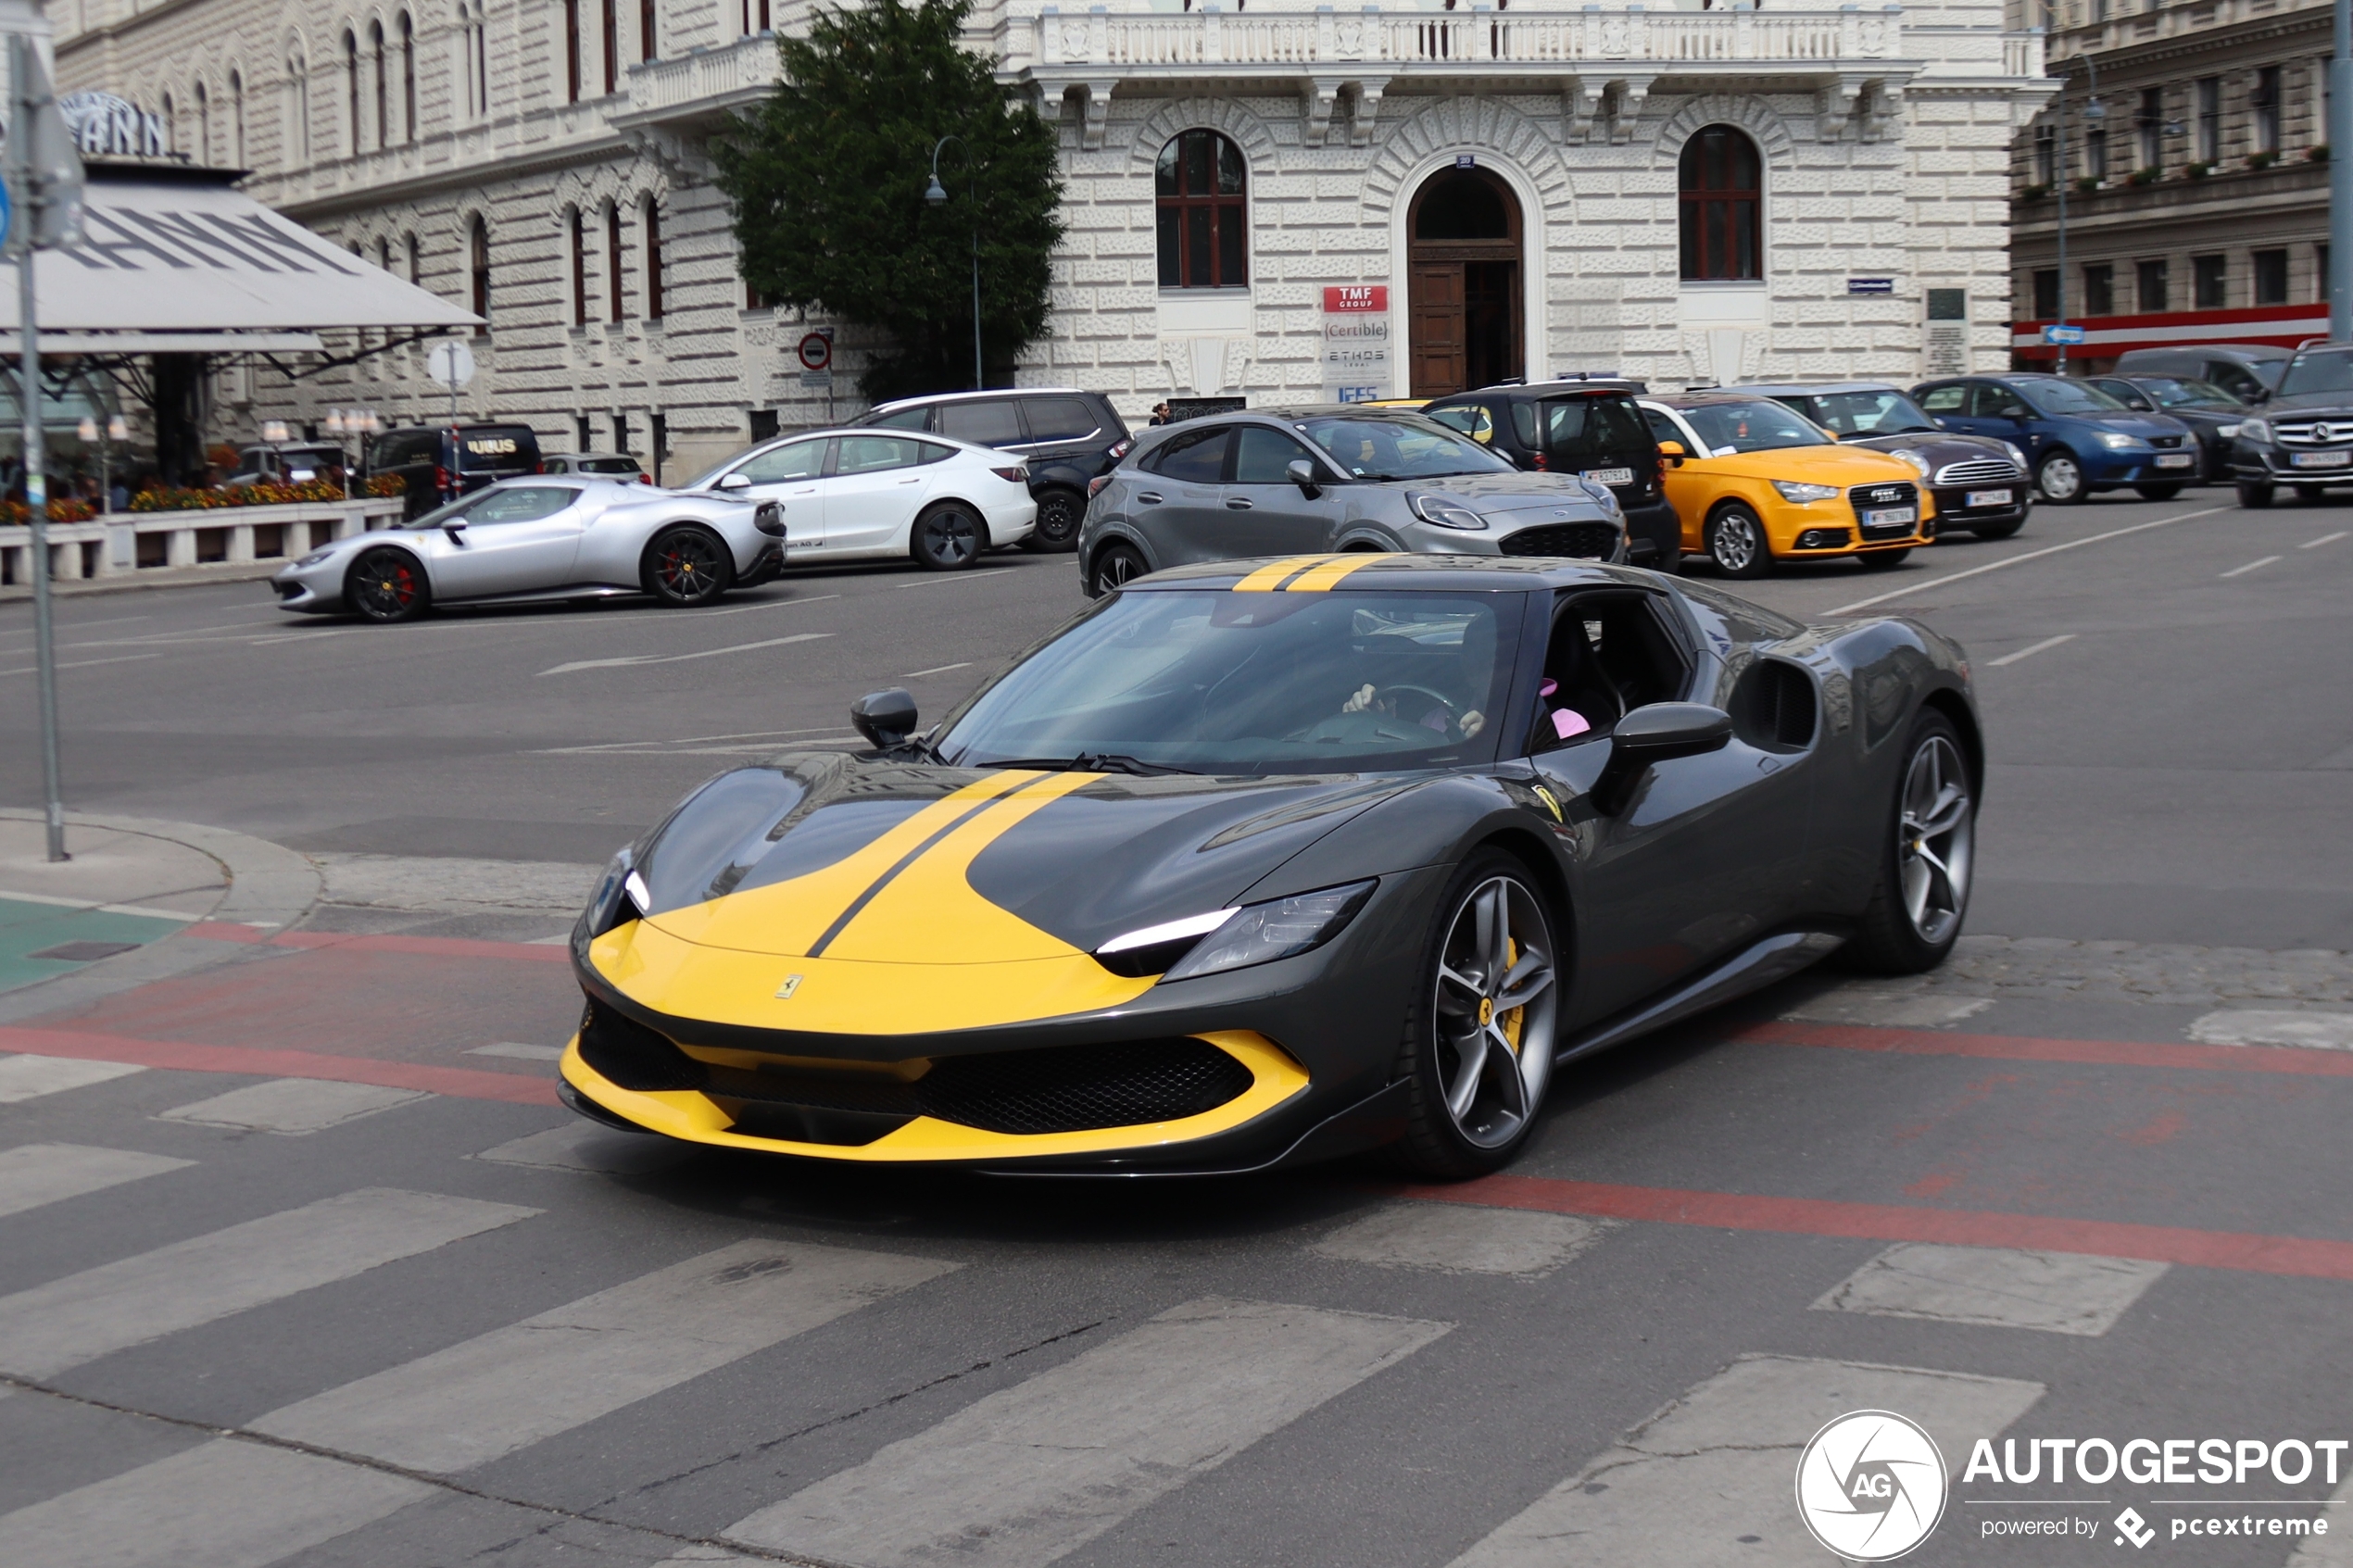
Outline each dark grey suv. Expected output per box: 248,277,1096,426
1079,407,1626,596
863,387,1131,552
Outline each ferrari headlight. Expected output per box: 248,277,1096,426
575,849,639,943
1771,480,1840,504
1887,448,1932,478
2238,418,2271,444
294,549,334,568
2096,432,2144,450
1098,880,1377,981
2003,443,2028,468
1409,495,1488,531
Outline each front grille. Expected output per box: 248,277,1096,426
2150,434,2183,449
273,579,305,600
576,1000,708,1091
2272,420,2353,446
917,1038,1254,1135
1932,458,2020,485
1499,522,1619,559
1847,481,1919,539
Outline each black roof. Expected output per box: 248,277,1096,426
1732,381,1913,397
1428,377,1647,400
1126,555,1650,593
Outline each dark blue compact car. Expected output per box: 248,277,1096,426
1910,373,2200,504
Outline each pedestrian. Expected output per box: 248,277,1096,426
1148,400,1174,426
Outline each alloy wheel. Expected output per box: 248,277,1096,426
917,507,981,569
1710,513,1761,574
347,548,422,621
1431,876,1558,1148
1897,734,1974,946
655,531,724,599
1093,546,1145,594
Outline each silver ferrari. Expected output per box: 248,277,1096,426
270,477,786,622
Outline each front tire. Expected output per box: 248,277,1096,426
344,546,430,623
2135,483,2183,500
2238,481,2274,508
1088,542,1148,596
1705,504,1772,579
1025,486,1084,553
1844,711,1975,975
2036,450,2086,504
641,525,733,606
1856,548,1910,571
911,502,987,571
1394,852,1561,1179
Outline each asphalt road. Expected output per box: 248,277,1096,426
0,489,2347,1568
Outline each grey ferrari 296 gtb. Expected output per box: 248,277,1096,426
561,552,1979,1178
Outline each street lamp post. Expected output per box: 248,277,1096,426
2051,51,2102,375
925,135,983,393
2333,0,2351,340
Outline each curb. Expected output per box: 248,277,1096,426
0,561,282,605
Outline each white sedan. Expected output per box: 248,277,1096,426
675,427,1037,571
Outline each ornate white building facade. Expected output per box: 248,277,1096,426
52,0,2051,475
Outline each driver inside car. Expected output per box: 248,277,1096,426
1332,607,1493,741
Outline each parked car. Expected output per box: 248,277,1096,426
2112,344,2289,403
1736,381,2031,541
223,441,351,489
271,477,785,622
2226,342,2353,506
862,387,1131,553
1635,394,1933,577
368,422,544,520
1910,374,2197,504
2084,375,2247,482
670,427,1036,570
542,451,650,482
1419,379,1679,567
1077,406,1625,596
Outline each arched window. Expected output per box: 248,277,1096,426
344,30,361,155
1679,124,1762,282
470,215,492,332
195,82,210,163
398,15,415,141
370,20,387,148
286,55,311,165
405,231,421,282
161,92,176,155
229,69,245,165
568,208,588,325
642,196,663,320
607,202,625,322
1155,129,1246,289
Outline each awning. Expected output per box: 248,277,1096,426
0,167,479,349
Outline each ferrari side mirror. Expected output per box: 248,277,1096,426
1286,458,1323,497
1592,702,1733,815
851,687,919,750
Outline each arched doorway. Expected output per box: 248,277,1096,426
1407,166,1523,397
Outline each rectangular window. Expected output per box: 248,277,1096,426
644,204,663,320
2254,248,2289,304
564,0,581,103
749,409,780,444
571,213,587,326
2254,66,2282,154
612,413,628,455
2196,77,2221,161
601,0,618,94
2033,123,2057,185
2033,269,2060,319
2194,252,2227,308
2137,88,2163,170
2084,127,2108,181
640,0,657,61
608,207,624,323
2137,257,2169,312
2083,262,2115,316
2322,244,2333,302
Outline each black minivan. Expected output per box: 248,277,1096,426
368,421,544,520
1420,380,1678,566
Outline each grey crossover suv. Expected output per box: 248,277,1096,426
1078,407,1627,596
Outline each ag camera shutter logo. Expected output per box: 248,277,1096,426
1795,1410,1948,1561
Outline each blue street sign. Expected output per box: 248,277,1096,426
0,180,12,252
2043,323,2085,345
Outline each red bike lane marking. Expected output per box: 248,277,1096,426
185,923,573,964
0,1024,560,1106
1736,1018,2353,1080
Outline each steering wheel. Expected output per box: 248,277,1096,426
1375,684,1464,723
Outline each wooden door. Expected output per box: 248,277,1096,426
1410,263,1466,398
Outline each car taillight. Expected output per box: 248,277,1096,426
434,464,452,495
533,460,545,474
1530,451,1548,470
638,473,652,483
1088,474,1114,498
992,466,1028,483
1107,438,1133,459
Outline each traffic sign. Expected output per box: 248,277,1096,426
426,339,476,388
2043,323,2085,345
797,332,832,372
0,180,12,253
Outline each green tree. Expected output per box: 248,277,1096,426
713,0,1064,401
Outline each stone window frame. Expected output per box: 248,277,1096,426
1154,128,1250,291
1678,123,1763,282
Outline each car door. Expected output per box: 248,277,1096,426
1642,405,1725,549
427,484,590,599
1914,382,1971,438
716,436,828,547
822,434,940,554
1130,424,1234,566
1970,383,2039,454
1217,425,1337,557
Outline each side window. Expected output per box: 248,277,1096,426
868,407,932,432
1531,594,1689,752
736,438,826,483
912,441,956,466
1230,426,1318,484
1466,404,1500,444
2205,361,2263,400
468,485,576,523
835,435,926,475
1916,384,1969,415
1641,407,1685,446
938,400,1026,446
1426,404,1480,435
1973,384,2031,419
1021,396,1100,442
1143,425,1232,483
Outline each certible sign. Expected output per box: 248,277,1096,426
797,332,832,372
1322,285,1391,403
426,339,476,388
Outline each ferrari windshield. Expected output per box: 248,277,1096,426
938,589,1523,774
1295,416,1514,481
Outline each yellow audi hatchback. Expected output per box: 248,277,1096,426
1640,394,1935,577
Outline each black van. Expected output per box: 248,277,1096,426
368,422,544,519
1420,380,1679,566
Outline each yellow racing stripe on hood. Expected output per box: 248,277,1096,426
1284,554,1387,592
1231,556,1333,592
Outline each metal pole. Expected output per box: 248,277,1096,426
970,227,982,393
11,35,65,860
2333,0,2352,340
2055,72,2070,374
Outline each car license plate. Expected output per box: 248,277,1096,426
2154,453,2195,469
2291,449,2352,469
1863,507,1917,528
1963,489,2012,508
1584,468,1633,485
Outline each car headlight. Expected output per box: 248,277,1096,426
1888,448,1931,478
1577,477,1621,511
1409,495,1488,531
293,549,334,568
2003,443,2028,468
2237,418,2271,444
575,849,641,943
1095,880,1377,981
1771,480,1841,504
2096,432,2144,450
2216,423,2241,439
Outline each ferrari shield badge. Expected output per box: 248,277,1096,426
775,974,804,1000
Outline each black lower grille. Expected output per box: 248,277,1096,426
1499,522,1619,559
577,1000,708,1091
917,1038,1254,1135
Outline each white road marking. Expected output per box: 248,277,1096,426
1986,633,2077,667
900,661,972,678
2288,1474,2353,1566
1781,990,1994,1029
1447,1355,2045,1568
0,1145,194,1222
464,1041,564,1060
0,1055,145,1104
473,1123,693,1175
2221,555,2283,578
895,569,1011,589
2300,531,2347,548
700,592,843,617
538,630,831,676
717,1297,1447,1568
156,1079,432,1135
2189,1009,2353,1051
0,887,207,921
1826,505,2229,616
0,1187,537,1379
0,653,161,678
1814,1243,2168,1336
1312,1203,1614,1276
